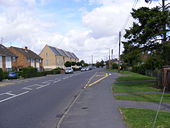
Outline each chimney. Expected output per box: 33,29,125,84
25,46,28,50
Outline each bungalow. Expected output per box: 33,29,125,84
0,44,17,72
8,46,43,71
39,45,79,70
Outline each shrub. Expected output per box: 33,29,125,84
52,67,62,74
64,61,72,67
3,72,8,79
73,67,80,71
112,63,118,69
0,68,4,81
21,66,38,78
132,65,146,75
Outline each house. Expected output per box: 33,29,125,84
8,46,43,71
0,44,17,72
39,45,79,70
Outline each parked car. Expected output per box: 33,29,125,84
81,67,86,72
8,72,17,79
85,67,90,71
65,67,74,74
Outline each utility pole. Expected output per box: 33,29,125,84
162,0,166,42
91,55,93,65
108,48,111,68
118,31,121,73
111,49,113,60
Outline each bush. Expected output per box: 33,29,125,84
3,72,8,79
112,63,118,69
21,66,38,78
132,65,146,75
73,67,80,71
52,67,62,74
0,68,4,81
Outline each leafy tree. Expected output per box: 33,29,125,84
76,62,82,66
121,42,142,66
71,62,76,66
80,60,85,65
64,61,72,67
123,6,170,66
95,60,105,68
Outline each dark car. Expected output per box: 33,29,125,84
8,72,17,79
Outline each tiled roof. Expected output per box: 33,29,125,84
47,45,78,59
48,46,61,56
10,47,42,60
0,44,17,57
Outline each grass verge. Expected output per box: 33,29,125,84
107,69,155,81
115,93,170,103
113,82,160,93
120,108,170,128
117,71,155,81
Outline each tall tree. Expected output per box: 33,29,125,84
123,6,170,65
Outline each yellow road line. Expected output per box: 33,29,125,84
0,82,13,87
84,72,98,89
88,73,109,87
95,75,105,77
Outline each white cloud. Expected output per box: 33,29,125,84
0,0,161,63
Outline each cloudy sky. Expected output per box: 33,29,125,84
0,0,160,63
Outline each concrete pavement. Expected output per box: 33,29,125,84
60,72,127,128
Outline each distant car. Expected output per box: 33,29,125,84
81,67,86,72
85,67,90,71
8,72,17,79
65,67,74,74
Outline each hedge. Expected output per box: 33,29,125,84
0,68,3,81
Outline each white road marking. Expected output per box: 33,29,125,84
5,92,16,96
36,83,50,89
0,91,29,103
53,80,61,84
22,87,33,90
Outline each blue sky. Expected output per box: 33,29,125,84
0,0,161,63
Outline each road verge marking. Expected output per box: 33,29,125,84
88,73,109,87
84,72,98,89
56,89,83,128
0,91,29,103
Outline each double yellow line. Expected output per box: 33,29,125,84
84,72,109,88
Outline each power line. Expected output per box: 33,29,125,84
121,0,139,31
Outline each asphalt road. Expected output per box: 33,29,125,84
0,69,100,128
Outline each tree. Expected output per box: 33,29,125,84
76,62,82,66
64,61,72,67
123,6,170,66
95,60,105,68
71,62,76,66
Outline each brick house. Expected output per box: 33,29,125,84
8,46,43,71
39,45,79,70
0,44,17,72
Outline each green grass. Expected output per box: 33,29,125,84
106,69,118,72
115,93,170,103
117,71,155,81
120,108,170,128
113,82,160,93
107,69,155,81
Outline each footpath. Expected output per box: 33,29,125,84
59,71,127,128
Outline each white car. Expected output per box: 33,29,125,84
81,67,86,72
65,67,74,74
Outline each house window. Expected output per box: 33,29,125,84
31,59,35,67
12,57,16,62
0,56,2,68
6,56,12,68
45,53,48,57
27,58,31,62
46,59,48,66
